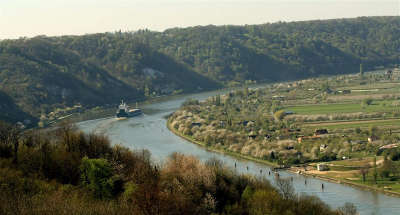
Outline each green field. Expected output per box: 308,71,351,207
305,118,400,129
285,101,398,115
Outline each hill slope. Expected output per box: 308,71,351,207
0,16,399,124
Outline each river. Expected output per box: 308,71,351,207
78,89,400,215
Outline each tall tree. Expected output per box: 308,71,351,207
373,156,378,184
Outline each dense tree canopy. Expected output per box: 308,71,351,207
0,16,399,123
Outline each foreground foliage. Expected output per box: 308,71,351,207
0,121,355,214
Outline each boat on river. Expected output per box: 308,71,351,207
79,88,400,215
116,100,142,118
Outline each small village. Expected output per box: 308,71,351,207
169,68,400,194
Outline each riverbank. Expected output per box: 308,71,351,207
167,118,279,168
167,119,400,198
288,166,400,198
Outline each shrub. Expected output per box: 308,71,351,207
361,98,373,107
274,110,286,121
80,157,117,199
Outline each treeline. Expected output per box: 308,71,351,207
0,120,356,215
1,16,399,123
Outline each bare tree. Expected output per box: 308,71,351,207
359,164,370,183
0,121,22,164
57,120,77,151
0,121,10,143
275,177,295,200
337,202,358,215
9,125,22,164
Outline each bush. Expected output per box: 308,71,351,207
80,157,117,199
361,98,373,107
274,110,286,121
182,98,199,106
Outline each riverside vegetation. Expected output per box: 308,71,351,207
169,69,400,193
0,16,399,125
0,121,357,215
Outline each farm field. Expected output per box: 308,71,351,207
171,68,400,196
302,157,400,193
304,118,400,129
284,101,399,115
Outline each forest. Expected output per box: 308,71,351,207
0,16,399,124
0,120,357,215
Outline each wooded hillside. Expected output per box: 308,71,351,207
1,16,399,124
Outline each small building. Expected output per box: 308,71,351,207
297,135,321,143
272,95,285,100
317,163,329,171
191,122,202,127
16,122,25,129
320,144,328,152
264,134,272,140
368,136,378,143
239,120,249,126
315,129,328,136
248,131,257,140
281,128,300,133
246,121,255,127
387,70,393,79
297,136,304,143
286,145,294,150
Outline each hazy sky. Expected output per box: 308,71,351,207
1,0,399,39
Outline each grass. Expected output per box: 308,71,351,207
304,118,400,129
306,158,400,194
350,176,400,193
328,166,360,171
329,157,379,166
284,101,398,115
339,82,400,91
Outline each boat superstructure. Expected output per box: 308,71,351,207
116,100,142,118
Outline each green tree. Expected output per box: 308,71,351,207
380,155,394,179
361,98,373,108
80,157,116,199
241,185,254,203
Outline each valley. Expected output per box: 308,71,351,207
169,69,400,194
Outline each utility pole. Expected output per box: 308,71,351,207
360,63,363,77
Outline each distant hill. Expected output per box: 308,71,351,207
0,16,399,124
0,90,36,124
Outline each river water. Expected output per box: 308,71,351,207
78,89,400,215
